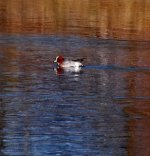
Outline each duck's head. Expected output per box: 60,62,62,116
54,56,65,66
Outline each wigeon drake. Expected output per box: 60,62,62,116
54,56,85,68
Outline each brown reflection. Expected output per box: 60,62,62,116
1,0,150,40
122,74,150,156
125,73,150,156
125,101,150,156
113,44,150,156
124,72,150,156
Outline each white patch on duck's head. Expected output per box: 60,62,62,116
54,56,65,65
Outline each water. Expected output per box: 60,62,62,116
1,0,150,41
0,35,150,156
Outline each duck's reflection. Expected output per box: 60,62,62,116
54,66,83,75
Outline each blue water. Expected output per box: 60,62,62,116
0,35,150,156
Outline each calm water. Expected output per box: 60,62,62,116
1,0,150,41
0,35,150,156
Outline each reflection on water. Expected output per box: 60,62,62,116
54,66,83,76
0,35,150,155
1,0,150,41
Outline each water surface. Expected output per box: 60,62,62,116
1,0,150,40
0,35,150,156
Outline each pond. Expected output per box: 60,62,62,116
0,35,150,156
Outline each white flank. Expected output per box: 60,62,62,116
61,61,83,68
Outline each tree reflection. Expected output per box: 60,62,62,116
1,0,150,40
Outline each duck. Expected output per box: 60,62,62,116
54,55,85,68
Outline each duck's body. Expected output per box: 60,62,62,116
59,60,83,68
54,56,85,68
